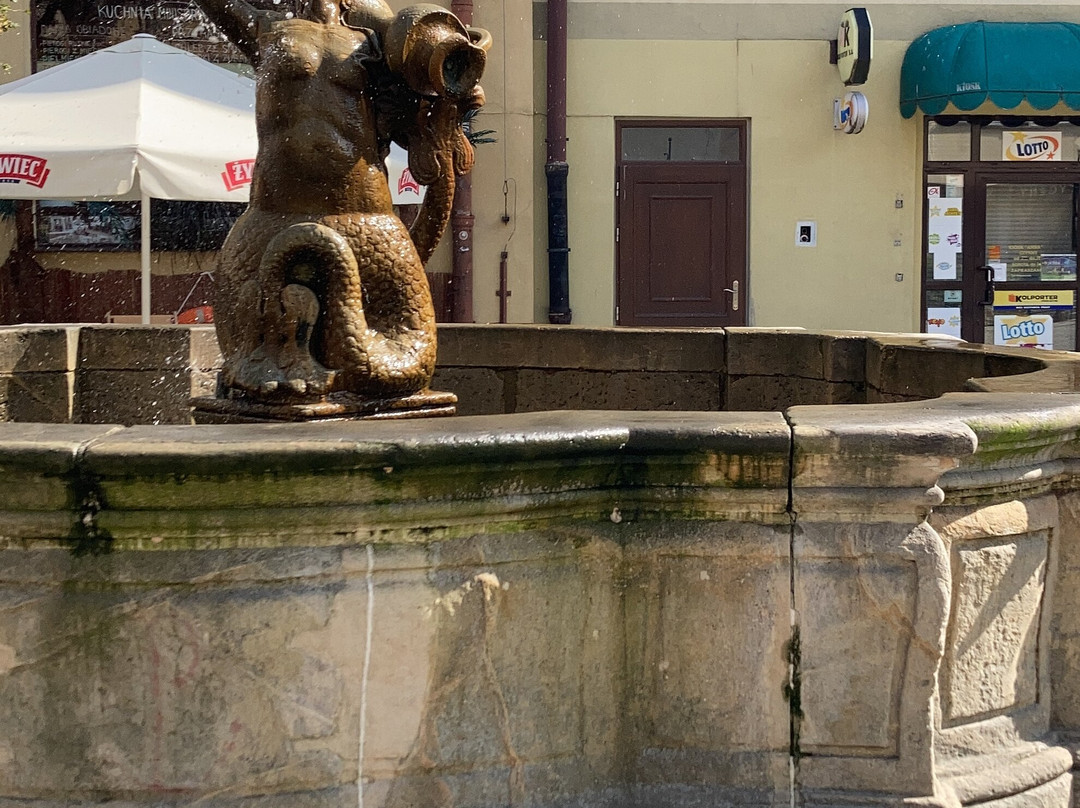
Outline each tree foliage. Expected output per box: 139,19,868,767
0,0,17,71
0,0,15,36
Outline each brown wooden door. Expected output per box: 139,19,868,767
616,121,747,327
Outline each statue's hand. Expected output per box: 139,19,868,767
452,86,485,175
408,95,466,185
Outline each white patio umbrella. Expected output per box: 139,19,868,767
0,34,256,323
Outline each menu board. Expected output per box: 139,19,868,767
35,0,300,68
35,200,244,251
35,201,138,250
986,244,1043,282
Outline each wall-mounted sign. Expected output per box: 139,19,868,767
1002,131,1062,162
835,8,872,86
834,92,869,134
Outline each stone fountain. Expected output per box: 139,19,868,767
2,323,1080,807
2,0,1080,805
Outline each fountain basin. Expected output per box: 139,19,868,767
0,325,1078,807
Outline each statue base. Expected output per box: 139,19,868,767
191,389,457,424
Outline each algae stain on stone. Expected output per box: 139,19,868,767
62,468,113,557
783,623,802,762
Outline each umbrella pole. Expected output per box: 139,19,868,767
140,194,151,324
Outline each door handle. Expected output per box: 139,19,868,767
724,280,739,311
977,265,995,307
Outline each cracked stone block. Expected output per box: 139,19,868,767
725,328,825,379
726,375,854,411
0,327,77,374
438,325,725,373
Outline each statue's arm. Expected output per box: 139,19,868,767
194,0,273,64
408,161,456,267
405,94,480,265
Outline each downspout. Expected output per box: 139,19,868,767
545,0,571,323
450,0,476,322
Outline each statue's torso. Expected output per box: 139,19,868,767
251,18,391,214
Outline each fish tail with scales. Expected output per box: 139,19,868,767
218,211,438,403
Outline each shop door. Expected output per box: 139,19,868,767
616,121,747,327
922,119,1080,351
971,176,1079,350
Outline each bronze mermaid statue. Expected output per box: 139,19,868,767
194,0,489,406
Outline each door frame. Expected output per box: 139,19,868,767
922,116,1080,349
969,171,1080,348
614,118,749,327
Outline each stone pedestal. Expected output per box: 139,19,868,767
190,389,457,423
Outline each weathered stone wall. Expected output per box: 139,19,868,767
0,324,1059,423
0,413,795,807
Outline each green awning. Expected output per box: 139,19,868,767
900,21,1080,118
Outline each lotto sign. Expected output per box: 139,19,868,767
994,313,1054,349
1003,131,1061,162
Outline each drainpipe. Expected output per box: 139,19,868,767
450,0,476,323
545,0,571,323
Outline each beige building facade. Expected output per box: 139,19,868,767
3,1,1080,341
506,0,1080,338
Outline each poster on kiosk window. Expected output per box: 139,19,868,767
1002,131,1062,162
926,191,962,280
994,313,1055,349
992,290,1074,350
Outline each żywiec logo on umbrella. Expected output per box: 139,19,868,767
0,154,50,188
221,159,254,192
398,168,420,197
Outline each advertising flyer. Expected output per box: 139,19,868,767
1041,254,1078,282
925,307,962,339
927,194,962,280
1003,244,1045,282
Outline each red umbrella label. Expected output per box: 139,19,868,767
0,154,50,188
221,159,254,191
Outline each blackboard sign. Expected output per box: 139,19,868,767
34,0,300,69
35,199,245,251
